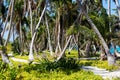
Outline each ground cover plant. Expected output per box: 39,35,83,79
0,58,103,80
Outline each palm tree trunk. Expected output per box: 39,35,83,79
78,33,81,58
85,40,91,57
115,0,120,21
108,0,111,16
1,1,12,38
55,12,62,55
45,15,53,55
19,22,23,55
29,5,46,62
84,12,115,65
4,0,14,46
108,0,111,32
56,35,72,62
28,0,33,36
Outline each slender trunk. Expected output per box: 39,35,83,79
68,36,73,53
85,40,91,57
23,0,27,16
45,15,53,55
13,24,15,53
56,35,72,62
68,36,77,54
56,12,61,52
108,0,111,32
4,0,14,46
55,22,62,54
1,1,12,38
60,15,64,50
28,0,33,36
108,0,111,16
78,33,81,58
55,12,62,54
19,22,23,55
115,0,120,21
13,25,15,43
29,5,46,62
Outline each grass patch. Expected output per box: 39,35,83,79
66,49,78,58
0,58,103,80
79,60,119,71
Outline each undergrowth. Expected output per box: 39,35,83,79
0,58,103,80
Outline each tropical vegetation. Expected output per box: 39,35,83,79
0,0,120,79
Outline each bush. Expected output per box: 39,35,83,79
24,57,79,73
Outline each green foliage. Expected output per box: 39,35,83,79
0,57,106,80
5,57,102,80
89,9,109,38
24,58,79,73
0,61,18,80
15,60,102,80
66,25,77,35
11,40,20,54
14,0,23,15
79,25,97,39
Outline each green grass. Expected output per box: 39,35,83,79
2,55,120,80
0,59,103,80
65,49,79,58
15,69,102,80
2,49,120,80
79,60,119,71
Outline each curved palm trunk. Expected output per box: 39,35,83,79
1,1,12,38
56,35,72,62
77,0,115,65
55,12,62,55
29,5,46,62
84,12,115,65
4,0,14,46
84,12,108,53
45,15,53,55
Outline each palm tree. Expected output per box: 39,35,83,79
29,3,46,63
4,0,14,46
78,0,115,65
0,0,14,65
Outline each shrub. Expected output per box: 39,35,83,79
24,57,79,73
